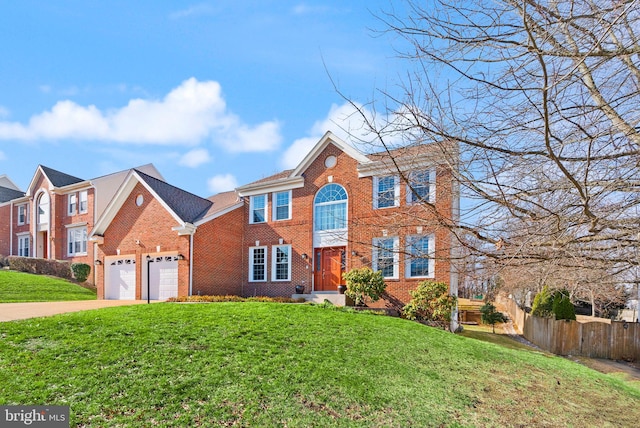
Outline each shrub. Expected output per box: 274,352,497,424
531,285,554,317
7,256,72,279
71,263,91,283
402,280,457,330
552,291,576,321
342,267,386,306
479,302,507,333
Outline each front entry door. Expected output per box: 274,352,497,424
314,247,345,291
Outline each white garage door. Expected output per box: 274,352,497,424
147,255,179,301
106,258,136,300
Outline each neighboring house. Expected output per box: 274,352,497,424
0,164,163,284
0,175,26,256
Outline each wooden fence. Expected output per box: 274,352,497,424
496,295,640,361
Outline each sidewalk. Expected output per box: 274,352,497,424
0,300,153,322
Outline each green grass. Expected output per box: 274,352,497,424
1,303,639,427
0,270,96,302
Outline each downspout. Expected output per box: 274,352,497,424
9,202,13,255
189,233,194,296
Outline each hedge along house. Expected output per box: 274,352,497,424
90,170,245,301
0,164,163,284
236,131,459,310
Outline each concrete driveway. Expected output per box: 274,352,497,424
0,300,153,322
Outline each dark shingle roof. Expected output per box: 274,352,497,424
0,186,25,203
40,165,84,187
135,169,213,223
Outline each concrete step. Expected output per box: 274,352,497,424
292,292,348,306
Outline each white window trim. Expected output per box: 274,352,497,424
372,236,399,279
249,194,268,224
373,175,400,209
272,190,292,221
67,226,88,257
271,244,292,282
79,190,88,214
405,234,435,279
406,169,436,205
249,246,267,282
17,232,30,257
68,193,77,216
17,204,28,225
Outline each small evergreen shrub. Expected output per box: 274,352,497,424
402,280,457,330
71,263,91,283
531,285,554,317
342,267,386,306
479,302,507,333
552,291,576,321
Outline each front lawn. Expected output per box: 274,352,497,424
0,270,96,302
0,303,638,427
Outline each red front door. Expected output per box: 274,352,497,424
314,247,345,291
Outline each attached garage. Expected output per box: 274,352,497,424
105,257,136,300
145,255,179,301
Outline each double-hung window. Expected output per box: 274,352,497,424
273,191,291,221
17,205,28,225
68,227,88,256
405,234,435,278
249,246,267,281
372,237,399,279
79,190,88,213
18,234,30,257
407,170,435,204
374,176,399,209
272,245,291,281
250,195,267,224
68,193,77,215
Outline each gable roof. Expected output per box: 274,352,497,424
40,165,84,187
195,190,244,225
0,186,25,203
91,169,217,237
135,170,213,224
236,131,371,196
0,175,21,191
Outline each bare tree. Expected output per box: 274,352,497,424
350,0,640,294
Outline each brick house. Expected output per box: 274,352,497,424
0,175,26,256
235,131,459,308
1,131,459,311
0,164,163,284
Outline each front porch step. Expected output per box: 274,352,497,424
293,292,348,306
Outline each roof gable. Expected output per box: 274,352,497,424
0,186,25,203
290,131,370,178
91,170,213,237
40,165,84,187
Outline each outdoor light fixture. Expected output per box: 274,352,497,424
351,250,358,257
177,254,185,260
94,259,102,266
301,253,308,260
146,255,152,304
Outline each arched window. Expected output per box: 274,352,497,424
37,192,49,225
314,184,347,231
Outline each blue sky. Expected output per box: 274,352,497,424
0,1,407,196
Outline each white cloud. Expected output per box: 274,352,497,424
207,174,238,193
281,102,381,168
179,148,211,168
0,78,282,153
170,3,216,20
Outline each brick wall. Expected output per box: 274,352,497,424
192,205,245,296
0,205,10,255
